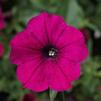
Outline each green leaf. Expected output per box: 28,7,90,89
49,90,58,101
66,0,84,27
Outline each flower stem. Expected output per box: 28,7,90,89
62,92,65,101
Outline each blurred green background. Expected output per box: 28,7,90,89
0,0,101,101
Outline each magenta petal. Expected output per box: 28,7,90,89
59,39,88,63
44,13,68,44
68,64,81,82
27,12,68,45
10,30,43,65
48,57,80,91
10,46,41,65
48,62,71,91
56,26,85,48
0,20,6,30
10,30,42,48
27,12,48,45
56,57,81,81
17,60,48,92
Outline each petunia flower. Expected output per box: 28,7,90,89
0,8,6,30
10,12,88,92
0,42,4,58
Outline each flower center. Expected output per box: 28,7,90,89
42,45,58,58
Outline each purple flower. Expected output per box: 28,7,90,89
10,12,88,92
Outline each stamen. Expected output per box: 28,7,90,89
42,45,58,58
49,48,57,57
